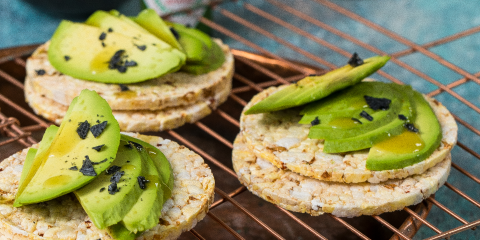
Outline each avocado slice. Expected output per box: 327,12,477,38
86,10,186,67
366,89,442,170
74,138,144,230
322,85,415,153
302,82,405,139
121,135,174,203
108,223,141,240
180,39,226,75
14,90,121,207
120,136,164,233
48,20,183,84
244,55,390,115
134,9,184,52
18,125,58,190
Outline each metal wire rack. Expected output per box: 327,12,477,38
2,0,480,239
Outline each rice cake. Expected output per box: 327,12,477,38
25,76,230,132
0,133,215,240
240,86,457,183
26,39,234,111
232,133,450,217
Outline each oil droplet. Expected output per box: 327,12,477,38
43,175,72,189
372,130,424,154
121,164,136,172
328,117,362,129
114,91,137,99
90,47,117,73
145,175,161,189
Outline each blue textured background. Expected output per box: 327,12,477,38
2,0,480,239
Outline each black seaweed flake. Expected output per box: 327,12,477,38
137,176,149,190
124,60,137,67
398,114,407,120
348,52,364,67
135,44,147,51
102,42,106,48
311,116,320,126
79,156,97,176
110,171,125,183
99,32,107,41
119,84,129,91
90,121,108,138
92,158,108,165
364,96,391,110
64,55,71,61
108,49,126,70
92,144,105,152
360,111,373,121
124,143,133,149
128,141,144,151
69,166,78,171
404,123,419,133
100,187,105,192
35,69,46,76
106,165,121,175
351,117,363,124
108,182,119,195
108,28,113,33
76,120,90,139
170,27,179,40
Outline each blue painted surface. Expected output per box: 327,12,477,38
2,0,480,239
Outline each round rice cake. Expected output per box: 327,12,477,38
0,133,215,240
25,76,230,132
232,133,451,217
26,39,234,111
240,86,457,183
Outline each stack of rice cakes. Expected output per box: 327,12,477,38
24,39,234,132
234,86,458,217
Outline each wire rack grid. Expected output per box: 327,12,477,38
2,0,480,239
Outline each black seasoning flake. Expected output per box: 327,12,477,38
124,60,137,67
405,123,419,133
137,176,149,189
170,27,179,40
119,84,129,91
117,65,127,73
124,143,133,149
108,28,113,32
136,44,147,51
102,42,106,48
79,156,97,176
35,69,46,76
108,182,119,195
311,116,320,126
351,117,363,124
76,120,90,139
108,49,126,70
100,187,105,192
64,55,71,61
128,141,144,151
348,52,364,67
106,165,121,175
92,144,105,152
398,114,407,121
90,121,108,138
99,32,107,41
69,166,78,171
360,111,373,121
92,158,108,165
364,96,391,110
110,171,125,183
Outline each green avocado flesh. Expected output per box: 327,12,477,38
321,84,415,153
14,90,121,207
134,9,184,51
302,82,404,140
120,136,164,233
169,22,226,75
244,55,391,115
74,139,144,230
48,20,182,84
366,89,442,170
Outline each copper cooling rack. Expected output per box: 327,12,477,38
2,0,480,239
